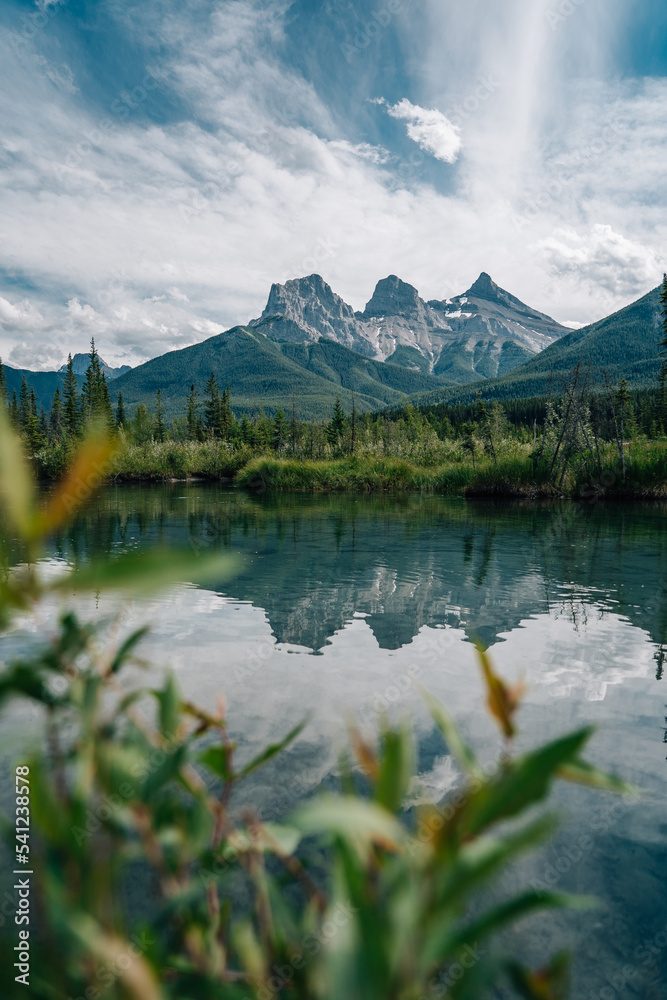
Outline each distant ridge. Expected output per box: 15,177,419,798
410,283,664,407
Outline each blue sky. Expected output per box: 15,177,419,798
1,0,666,368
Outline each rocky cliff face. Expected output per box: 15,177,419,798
250,272,568,384
251,274,375,356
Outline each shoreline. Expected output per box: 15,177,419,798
83,462,667,502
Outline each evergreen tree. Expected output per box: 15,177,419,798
50,387,63,440
220,384,233,439
19,376,30,431
205,372,222,437
272,406,286,453
240,414,253,445
476,392,497,464
660,273,667,353
658,362,667,433
81,339,114,429
116,391,126,429
186,383,201,440
132,403,153,445
63,354,80,437
9,391,18,425
100,373,115,431
350,391,357,455
613,378,634,482
290,393,297,455
0,357,7,410
155,389,166,443
327,397,346,449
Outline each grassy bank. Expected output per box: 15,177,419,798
234,453,555,496
98,440,666,498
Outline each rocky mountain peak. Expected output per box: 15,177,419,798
58,353,131,379
263,274,356,321
362,275,423,318
465,272,498,299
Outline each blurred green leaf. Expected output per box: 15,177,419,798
199,743,235,781
56,549,239,595
461,728,594,838
420,686,482,780
110,626,150,674
0,406,35,540
292,794,404,852
141,742,189,800
558,758,637,795
154,673,181,739
375,723,414,814
428,891,594,969
35,429,117,537
235,719,307,780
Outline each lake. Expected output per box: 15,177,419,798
2,484,667,999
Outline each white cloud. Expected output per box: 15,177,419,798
381,98,462,164
535,224,661,295
0,0,666,367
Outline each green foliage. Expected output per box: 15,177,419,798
0,419,635,999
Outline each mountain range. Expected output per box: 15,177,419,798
58,353,131,380
250,271,568,381
2,273,663,418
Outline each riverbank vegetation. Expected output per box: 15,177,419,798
2,341,667,497
0,418,631,999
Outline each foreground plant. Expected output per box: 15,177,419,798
0,416,631,999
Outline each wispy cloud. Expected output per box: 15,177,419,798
0,0,665,368
376,98,462,164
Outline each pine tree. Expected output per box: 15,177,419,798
19,376,30,431
0,357,8,410
476,392,497,465
660,273,667,353
327,397,346,449
240,414,253,445
221,384,233,439
658,362,667,433
63,354,80,437
100,373,115,431
155,389,166,443
272,406,286,453
116,392,126,429
50,387,63,440
205,372,222,437
81,338,114,428
186,383,201,440
290,393,297,455
132,403,153,445
10,391,18,425
350,391,356,455
613,378,634,482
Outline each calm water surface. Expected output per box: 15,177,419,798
3,485,667,999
